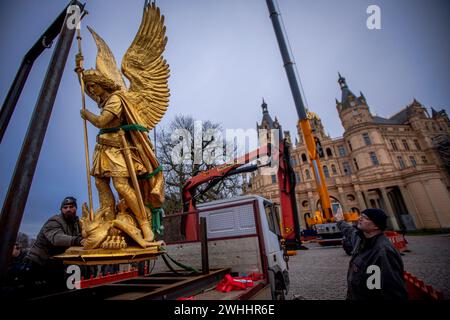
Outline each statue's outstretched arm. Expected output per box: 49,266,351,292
81,109,115,128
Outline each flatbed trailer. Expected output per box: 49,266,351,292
33,268,269,300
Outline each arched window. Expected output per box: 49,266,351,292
302,200,309,208
305,169,311,180
351,207,360,214
323,165,330,178
347,194,355,202
343,162,351,175
301,153,307,163
315,138,324,158
326,148,333,157
331,164,337,175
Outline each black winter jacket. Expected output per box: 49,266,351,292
337,221,408,300
26,214,82,266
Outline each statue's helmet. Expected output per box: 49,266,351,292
82,69,122,101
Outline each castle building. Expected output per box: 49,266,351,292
245,74,450,231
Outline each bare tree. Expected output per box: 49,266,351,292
156,115,242,213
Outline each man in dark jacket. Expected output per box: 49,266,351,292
335,208,407,300
24,196,84,293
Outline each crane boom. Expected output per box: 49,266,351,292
266,0,333,221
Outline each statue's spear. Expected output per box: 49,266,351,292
74,12,94,222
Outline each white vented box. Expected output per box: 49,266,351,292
198,202,256,239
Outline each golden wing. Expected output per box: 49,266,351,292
87,26,126,90
121,2,170,130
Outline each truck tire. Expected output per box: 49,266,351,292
273,278,286,300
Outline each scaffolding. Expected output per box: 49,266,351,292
432,134,450,174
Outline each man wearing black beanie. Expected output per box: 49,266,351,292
335,208,407,300
23,196,85,296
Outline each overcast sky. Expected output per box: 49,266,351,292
0,0,449,237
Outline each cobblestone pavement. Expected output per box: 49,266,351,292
287,234,450,300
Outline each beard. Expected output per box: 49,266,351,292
63,211,78,223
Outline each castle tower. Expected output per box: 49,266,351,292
336,73,373,131
430,104,450,131
257,98,283,144
336,73,395,176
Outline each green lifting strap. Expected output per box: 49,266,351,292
163,253,200,275
146,203,164,236
98,124,148,135
138,166,162,180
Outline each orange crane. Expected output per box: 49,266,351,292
266,0,358,243
266,0,332,219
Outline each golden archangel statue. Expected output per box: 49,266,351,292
76,2,169,250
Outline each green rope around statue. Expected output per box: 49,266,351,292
97,123,164,235
98,123,148,135
138,166,162,180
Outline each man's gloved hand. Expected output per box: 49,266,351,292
72,235,84,246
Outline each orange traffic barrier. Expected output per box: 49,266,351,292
404,271,445,300
385,231,408,252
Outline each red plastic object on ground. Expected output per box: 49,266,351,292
404,271,445,300
385,231,408,252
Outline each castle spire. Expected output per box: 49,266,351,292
262,97,268,114
337,72,357,110
338,72,348,89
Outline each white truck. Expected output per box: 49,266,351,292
153,195,290,300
